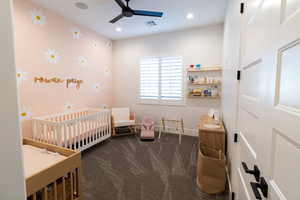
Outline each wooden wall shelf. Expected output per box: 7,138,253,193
187,67,222,72
189,82,221,86
188,95,220,99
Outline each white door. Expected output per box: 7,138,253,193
222,0,243,198
236,0,300,199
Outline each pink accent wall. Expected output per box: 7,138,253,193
13,0,113,137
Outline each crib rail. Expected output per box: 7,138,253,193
33,109,111,151
27,170,81,200
24,138,82,200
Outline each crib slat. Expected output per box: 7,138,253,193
76,168,82,198
62,177,66,200
92,116,95,142
95,115,97,141
69,124,73,150
73,124,79,150
63,124,68,149
54,181,58,200
43,187,48,200
73,170,77,196
105,113,110,136
43,124,47,143
33,120,37,140
87,117,91,144
108,111,112,137
97,113,100,140
57,126,62,147
71,172,74,200
102,112,105,137
80,120,83,149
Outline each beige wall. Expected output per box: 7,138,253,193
112,24,224,135
0,0,26,199
14,0,113,137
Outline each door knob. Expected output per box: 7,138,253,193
242,162,260,182
250,177,268,200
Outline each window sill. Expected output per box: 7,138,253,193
136,99,186,107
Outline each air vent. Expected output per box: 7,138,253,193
146,21,157,27
75,2,89,10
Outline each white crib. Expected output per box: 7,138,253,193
32,108,111,151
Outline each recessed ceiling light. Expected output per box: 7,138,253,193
186,13,194,20
75,2,89,10
116,27,122,32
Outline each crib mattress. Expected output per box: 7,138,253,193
23,145,66,178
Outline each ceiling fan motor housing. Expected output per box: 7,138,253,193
110,0,163,23
123,9,134,17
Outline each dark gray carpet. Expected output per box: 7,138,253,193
81,134,228,200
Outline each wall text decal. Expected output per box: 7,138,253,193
34,76,83,89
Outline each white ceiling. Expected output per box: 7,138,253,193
30,0,228,40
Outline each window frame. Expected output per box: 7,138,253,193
137,56,186,106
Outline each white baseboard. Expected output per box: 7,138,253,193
154,126,198,137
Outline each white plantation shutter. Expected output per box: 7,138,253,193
140,57,160,99
139,56,184,104
160,56,183,100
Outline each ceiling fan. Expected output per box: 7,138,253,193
110,0,164,23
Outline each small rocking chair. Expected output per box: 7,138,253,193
140,117,155,141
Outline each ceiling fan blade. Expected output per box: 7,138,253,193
114,0,126,9
133,10,163,17
110,14,124,23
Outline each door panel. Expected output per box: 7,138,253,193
277,41,300,111
240,60,263,99
281,0,300,24
280,1,300,46
269,129,300,200
242,0,281,66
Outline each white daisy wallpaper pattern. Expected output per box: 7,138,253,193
14,0,113,137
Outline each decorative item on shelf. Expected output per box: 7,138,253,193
191,88,203,96
211,86,218,97
203,87,212,97
189,64,195,69
189,76,220,85
189,87,219,99
188,75,194,83
195,64,202,70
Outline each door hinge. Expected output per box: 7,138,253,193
240,2,245,14
237,70,241,80
234,133,238,143
231,192,235,200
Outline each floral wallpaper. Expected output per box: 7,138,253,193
14,0,113,137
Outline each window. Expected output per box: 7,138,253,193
139,56,184,105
